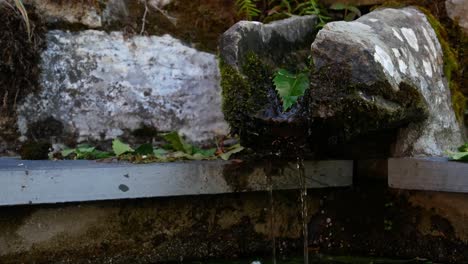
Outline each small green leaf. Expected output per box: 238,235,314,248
153,148,168,156
61,148,76,157
112,139,134,156
273,69,309,111
219,144,245,160
449,151,468,161
163,132,193,154
76,145,95,153
458,143,468,152
193,147,217,157
135,143,154,155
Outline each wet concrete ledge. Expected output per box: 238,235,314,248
388,158,468,193
0,158,353,206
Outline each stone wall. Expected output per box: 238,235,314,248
1,185,467,263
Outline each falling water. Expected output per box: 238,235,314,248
297,157,308,264
268,174,277,264
265,161,277,264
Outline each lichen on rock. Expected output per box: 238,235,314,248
16,30,229,146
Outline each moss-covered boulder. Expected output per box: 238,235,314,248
220,8,465,157
310,7,464,157
219,16,318,153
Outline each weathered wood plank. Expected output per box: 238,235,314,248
0,158,353,206
388,158,468,193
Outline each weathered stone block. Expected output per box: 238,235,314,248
17,30,228,145
311,7,464,156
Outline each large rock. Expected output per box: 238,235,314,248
310,7,464,156
17,30,228,145
219,8,464,157
219,16,318,152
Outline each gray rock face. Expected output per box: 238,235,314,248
311,7,463,156
220,15,318,69
17,30,228,144
446,0,468,34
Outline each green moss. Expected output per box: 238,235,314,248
309,64,429,141
220,53,271,133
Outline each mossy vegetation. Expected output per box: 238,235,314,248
308,66,428,142
220,53,272,134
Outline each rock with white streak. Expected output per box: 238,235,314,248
310,7,464,156
17,30,228,145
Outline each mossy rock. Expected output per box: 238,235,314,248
219,16,318,153
310,7,464,156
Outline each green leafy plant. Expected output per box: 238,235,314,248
57,133,244,163
273,68,309,111
236,0,260,21
293,0,331,28
236,0,331,28
112,139,134,156
329,3,361,21
447,143,468,162
61,144,113,160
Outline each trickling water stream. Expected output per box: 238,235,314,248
265,160,277,264
266,155,309,264
297,157,309,264
267,174,277,264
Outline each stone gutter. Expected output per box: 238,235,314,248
0,158,353,206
